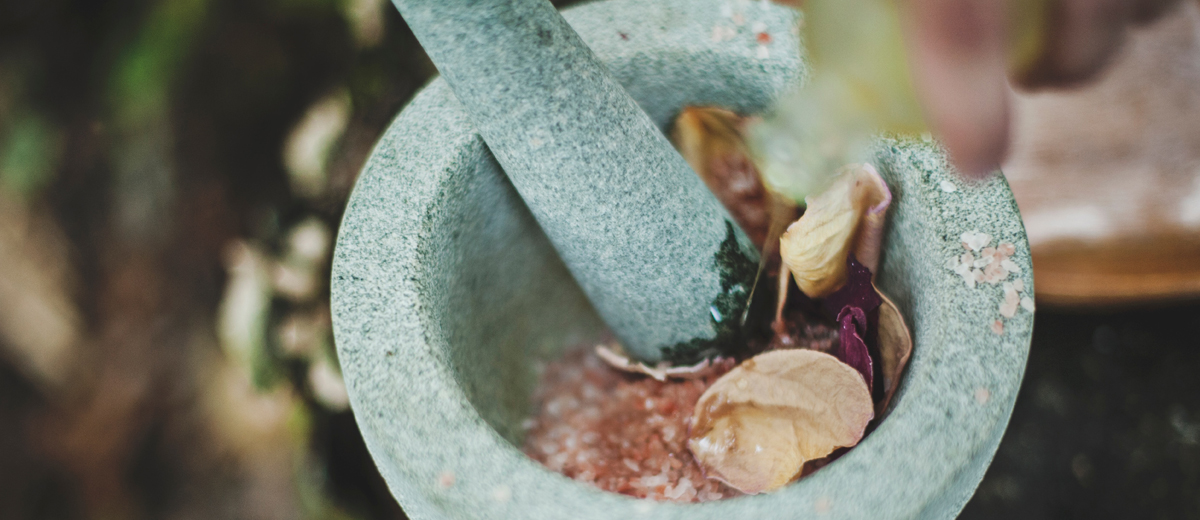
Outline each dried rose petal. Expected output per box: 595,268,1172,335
821,256,882,318
836,306,873,391
687,350,874,494
595,343,731,381
779,164,890,298
672,106,778,249
852,165,892,274
875,287,913,415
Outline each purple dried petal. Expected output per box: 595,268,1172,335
821,255,882,319
836,306,873,391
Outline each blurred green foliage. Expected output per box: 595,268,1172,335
0,111,59,198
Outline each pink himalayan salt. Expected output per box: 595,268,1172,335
523,349,741,502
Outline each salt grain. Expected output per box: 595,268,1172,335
991,320,1004,335
999,300,1018,318
1013,279,1025,292
939,180,957,192
711,25,735,42
491,484,512,503
1003,285,1019,305
974,387,991,405
1020,296,1036,312
983,262,1006,284
961,231,992,252
1000,258,1021,274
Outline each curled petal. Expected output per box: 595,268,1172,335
594,343,731,381
779,164,892,298
875,286,913,416
836,306,874,391
852,164,892,273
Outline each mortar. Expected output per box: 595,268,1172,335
331,0,1034,518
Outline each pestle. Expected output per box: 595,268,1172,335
390,0,759,364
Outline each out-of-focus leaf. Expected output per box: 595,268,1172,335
283,90,350,199
217,241,277,390
778,163,889,298
875,286,912,415
343,0,386,48
109,0,208,128
687,349,873,494
835,306,872,391
0,112,61,198
0,193,79,389
748,0,923,202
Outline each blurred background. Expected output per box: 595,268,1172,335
0,0,1197,518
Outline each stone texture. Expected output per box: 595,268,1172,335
331,0,1032,518
391,0,763,363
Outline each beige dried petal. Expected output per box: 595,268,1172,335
688,350,874,494
672,106,775,249
594,343,725,381
852,164,892,273
779,164,889,298
875,286,913,416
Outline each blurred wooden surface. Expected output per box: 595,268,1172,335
1004,1,1200,306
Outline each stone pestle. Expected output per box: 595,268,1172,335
389,0,759,364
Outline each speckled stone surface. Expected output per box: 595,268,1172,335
331,0,1033,519
391,0,764,363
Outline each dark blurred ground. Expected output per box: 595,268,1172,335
0,0,1198,519
963,303,1200,520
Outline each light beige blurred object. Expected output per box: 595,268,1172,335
283,90,351,199
0,191,80,388
1004,1,1200,305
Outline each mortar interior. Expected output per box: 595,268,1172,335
425,119,924,457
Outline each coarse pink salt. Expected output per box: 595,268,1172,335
523,349,741,502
